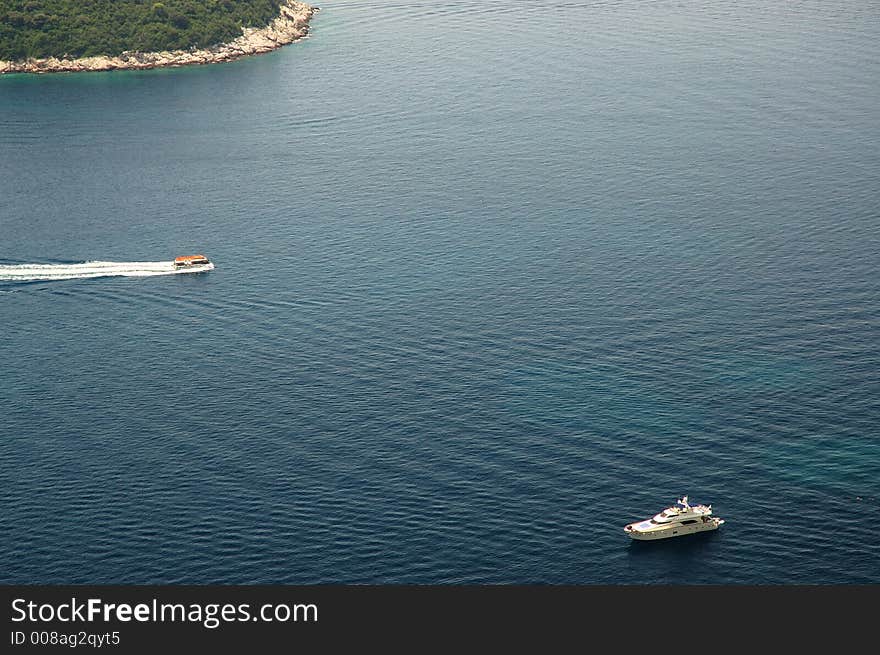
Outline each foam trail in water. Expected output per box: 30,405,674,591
0,261,214,282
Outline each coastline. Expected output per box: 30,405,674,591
0,1,317,75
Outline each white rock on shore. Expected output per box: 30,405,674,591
0,1,317,75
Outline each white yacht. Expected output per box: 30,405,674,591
624,496,724,541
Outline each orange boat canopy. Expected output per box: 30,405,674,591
174,254,209,264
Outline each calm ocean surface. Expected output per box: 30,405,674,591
1,0,878,584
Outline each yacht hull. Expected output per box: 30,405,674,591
626,519,724,541
173,263,214,274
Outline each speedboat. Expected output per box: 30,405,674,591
172,254,214,272
624,496,724,541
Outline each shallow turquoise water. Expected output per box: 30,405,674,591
1,0,879,583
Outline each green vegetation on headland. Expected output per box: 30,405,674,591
0,0,285,60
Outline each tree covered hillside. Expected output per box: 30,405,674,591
0,0,285,60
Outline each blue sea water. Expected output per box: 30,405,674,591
1,0,878,584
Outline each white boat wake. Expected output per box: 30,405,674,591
0,260,215,282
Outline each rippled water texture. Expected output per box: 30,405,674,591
1,1,879,583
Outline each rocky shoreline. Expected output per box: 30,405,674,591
0,1,317,75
